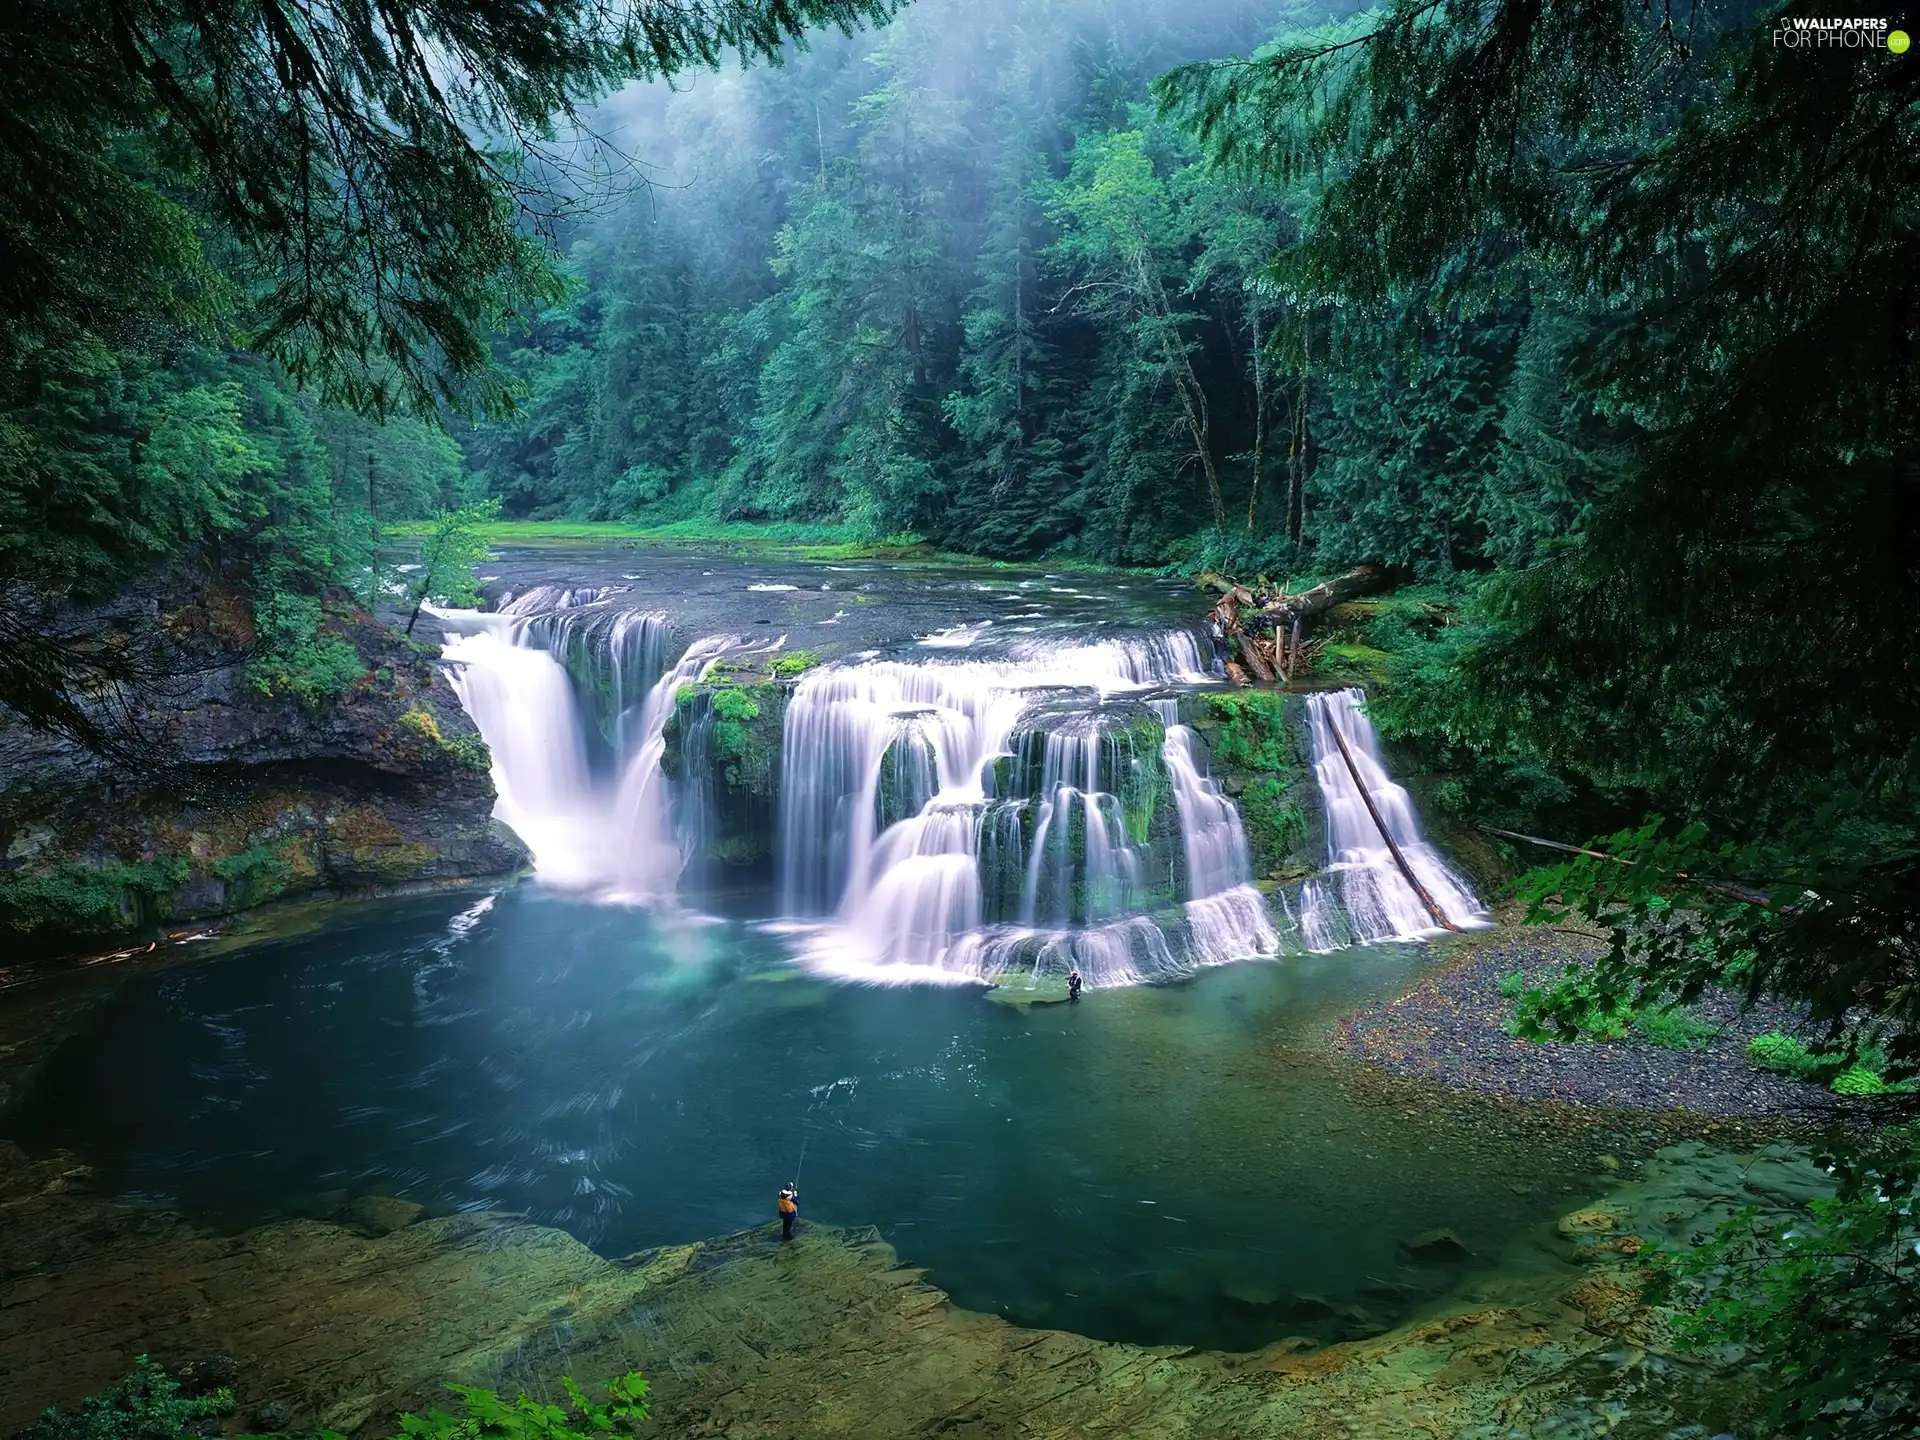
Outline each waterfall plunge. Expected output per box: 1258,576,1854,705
440,588,761,895
1297,687,1487,946
778,632,1278,988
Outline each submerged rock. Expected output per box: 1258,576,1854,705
1401,1227,1472,1262
342,1196,425,1237
0,1137,1777,1440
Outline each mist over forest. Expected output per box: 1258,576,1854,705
466,0,1557,575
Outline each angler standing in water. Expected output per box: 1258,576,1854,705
777,1183,800,1240
1067,968,1083,1002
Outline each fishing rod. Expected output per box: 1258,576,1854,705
792,1131,809,1189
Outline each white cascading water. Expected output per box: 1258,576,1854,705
438,586,766,894
1152,699,1281,967
778,630,1280,987
1298,687,1486,945
435,580,1484,981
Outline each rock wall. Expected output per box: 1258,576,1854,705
1180,689,1325,885
0,576,526,956
659,674,789,880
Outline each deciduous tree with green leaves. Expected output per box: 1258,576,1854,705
405,500,505,635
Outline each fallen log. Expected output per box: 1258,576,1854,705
1329,716,1458,932
1479,826,1778,909
1253,563,1389,628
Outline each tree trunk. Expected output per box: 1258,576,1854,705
1133,234,1226,535
1246,301,1266,534
404,533,440,636
1286,374,1309,547
1252,562,1388,629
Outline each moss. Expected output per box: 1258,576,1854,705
711,834,771,866
770,650,821,677
342,841,440,880
214,843,292,905
1235,774,1308,866
0,855,192,936
1321,643,1395,686
399,706,444,744
400,705,490,772
710,687,762,723
1203,690,1292,772
330,805,406,847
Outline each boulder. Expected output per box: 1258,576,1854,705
1556,1207,1625,1240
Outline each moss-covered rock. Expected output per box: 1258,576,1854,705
0,579,527,957
1181,690,1322,881
661,678,788,877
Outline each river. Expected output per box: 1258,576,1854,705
8,545,1560,1357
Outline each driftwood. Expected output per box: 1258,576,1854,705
1202,563,1387,686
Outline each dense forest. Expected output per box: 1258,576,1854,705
463,0,1580,579
0,0,1915,1431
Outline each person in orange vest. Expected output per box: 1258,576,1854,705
778,1184,800,1241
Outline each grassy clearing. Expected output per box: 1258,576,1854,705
384,518,1144,572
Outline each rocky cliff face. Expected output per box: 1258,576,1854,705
0,576,526,956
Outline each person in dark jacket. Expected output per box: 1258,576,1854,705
1067,968,1083,1002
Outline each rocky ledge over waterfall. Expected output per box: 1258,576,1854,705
0,574,527,957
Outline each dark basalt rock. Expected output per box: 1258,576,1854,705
0,573,527,956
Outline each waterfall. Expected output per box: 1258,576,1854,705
1298,687,1486,945
777,631,1280,987
439,589,759,895
1153,700,1280,967
437,574,1479,982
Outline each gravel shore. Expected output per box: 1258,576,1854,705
1330,922,1847,1120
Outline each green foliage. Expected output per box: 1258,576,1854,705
1745,1032,1918,1098
249,593,366,706
403,499,503,634
0,856,192,935
213,843,293,904
709,687,762,723
1203,690,1292,773
0,0,902,745
769,651,821,677
381,1373,649,1440
1505,966,1636,1044
19,1356,233,1440
1630,1007,1719,1054
1647,1127,1920,1438
1503,962,1717,1051
1748,1031,1825,1082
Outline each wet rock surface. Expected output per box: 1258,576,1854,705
0,575,526,957
0,1136,1810,1440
